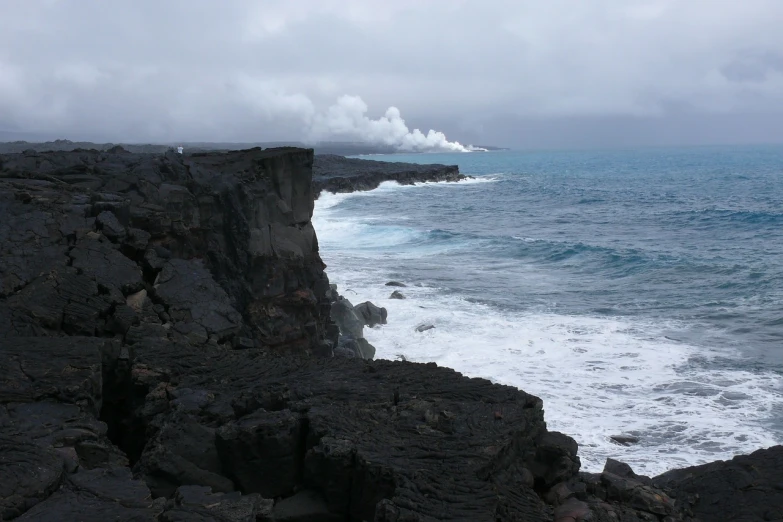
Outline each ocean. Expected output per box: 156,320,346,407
311,145,783,476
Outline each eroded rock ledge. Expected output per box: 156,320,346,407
1,147,781,521
312,154,465,197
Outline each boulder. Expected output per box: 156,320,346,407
610,434,640,446
330,298,364,339
353,301,387,327
390,290,406,299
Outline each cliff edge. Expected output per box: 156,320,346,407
0,147,780,521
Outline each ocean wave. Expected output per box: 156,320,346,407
672,208,783,226
320,257,783,476
313,147,783,475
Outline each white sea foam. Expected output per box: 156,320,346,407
313,184,783,476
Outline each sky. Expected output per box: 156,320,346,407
1,0,783,149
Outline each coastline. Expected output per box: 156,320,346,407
0,145,780,521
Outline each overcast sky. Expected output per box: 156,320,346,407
1,0,783,148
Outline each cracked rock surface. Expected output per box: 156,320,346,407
1,147,780,521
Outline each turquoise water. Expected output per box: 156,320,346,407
313,146,783,474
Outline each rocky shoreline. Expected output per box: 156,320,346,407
312,154,465,197
0,146,780,521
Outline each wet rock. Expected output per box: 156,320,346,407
353,300,387,327
385,281,407,287
416,324,436,332
330,298,364,339
334,335,375,360
527,431,581,489
601,460,674,517
356,337,376,360
654,445,783,522
390,290,406,299
610,434,640,446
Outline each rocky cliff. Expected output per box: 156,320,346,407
1,147,780,521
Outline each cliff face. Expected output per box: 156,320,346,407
0,147,333,354
1,147,780,522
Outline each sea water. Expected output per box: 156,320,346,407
312,145,783,475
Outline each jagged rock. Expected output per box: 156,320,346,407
0,147,776,521
215,409,302,498
654,446,783,521
124,227,151,252
356,337,376,360
390,290,406,299
554,498,590,522
353,301,387,327
138,412,235,499
330,298,364,339
95,210,127,241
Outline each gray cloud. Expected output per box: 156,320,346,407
1,0,782,147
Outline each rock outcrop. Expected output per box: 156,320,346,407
1,147,781,521
312,154,466,197
0,146,333,354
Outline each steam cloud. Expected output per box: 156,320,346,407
307,95,484,152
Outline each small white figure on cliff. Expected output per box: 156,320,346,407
177,146,183,154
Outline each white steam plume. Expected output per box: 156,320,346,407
307,95,484,152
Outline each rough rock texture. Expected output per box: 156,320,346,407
1,147,781,521
328,292,380,360
312,154,466,197
653,446,783,521
0,146,333,353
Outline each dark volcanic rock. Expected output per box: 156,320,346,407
160,485,271,522
129,339,555,521
353,300,387,327
329,297,363,339
654,446,783,521
1,146,778,521
16,467,163,521
0,147,333,353
312,154,466,197
610,434,640,446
